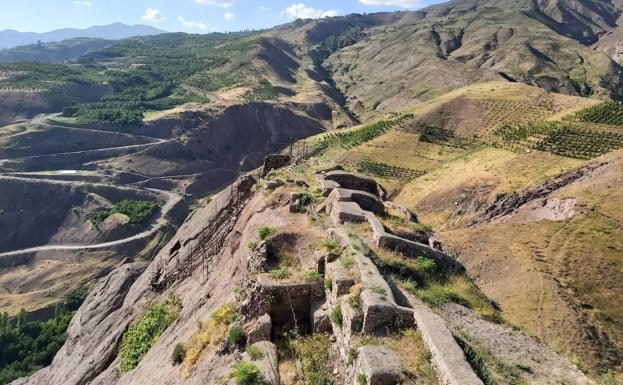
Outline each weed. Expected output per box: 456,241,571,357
228,326,244,345
321,239,341,254
324,278,333,291
258,225,274,240
331,305,343,327
270,268,291,280
211,303,239,326
246,345,263,360
300,271,323,282
348,284,363,309
292,333,332,385
347,348,358,366
171,342,185,365
339,256,354,269
247,240,257,250
230,362,264,385
357,373,368,385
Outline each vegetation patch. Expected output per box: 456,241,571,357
182,302,239,377
269,268,291,280
357,160,426,182
171,342,185,365
119,295,182,372
0,310,73,385
311,114,413,155
331,305,343,327
245,345,263,360
230,361,264,385
89,199,160,227
489,122,623,160
291,333,332,385
567,101,623,125
258,225,274,241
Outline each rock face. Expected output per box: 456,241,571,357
12,261,148,385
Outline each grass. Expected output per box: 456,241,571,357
321,239,341,254
291,333,332,385
269,268,291,280
357,373,368,385
300,271,323,282
228,326,244,345
245,345,263,360
171,342,185,365
119,295,182,372
348,284,363,309
331,305,343,327
230,362,264,385
182,302,238,377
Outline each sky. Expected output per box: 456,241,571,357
0,0,446,33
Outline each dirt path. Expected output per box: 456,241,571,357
0,113,169,162
0,176,183,258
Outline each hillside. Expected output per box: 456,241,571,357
0,38,112,63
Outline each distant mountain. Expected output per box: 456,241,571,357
0,38,112,63
0,23,166,49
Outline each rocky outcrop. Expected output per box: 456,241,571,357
12,260,147,385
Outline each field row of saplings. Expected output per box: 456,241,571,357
410,123,477,149
564,101,623,126
356,159,426,181
311,113,414,154
486,121,623,160
477,97,553,132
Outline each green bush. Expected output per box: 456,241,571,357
230,362,264,385
171,342,185,365
258,225,274,241
331,305,343,327
292,334,332,385
357,373,368,385
246,345,263,360
228,326,244,345
324,279,333,290
269,268,291,280
119,295,182,372
321,239,341,254
300,271,323,282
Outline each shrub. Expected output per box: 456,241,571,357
331,305,343,327
324,278,333,290
339,256,354,269
292,333,332,385
246,345,263,360
230,362,264,385
119,295,182,372
269,268,291,280
211,302,239,326
321,239,341,254
357,373,368,385
258,225,274,240
171,343,185,365
300,271,323,282
228,326,244,345
348,284,363,309
414,257,437,276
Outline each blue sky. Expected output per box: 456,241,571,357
0,0,446,33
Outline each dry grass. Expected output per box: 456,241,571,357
181,302,238,378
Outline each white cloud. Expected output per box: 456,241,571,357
358,0,420,8
197,0,234,8
74,1,92,6
141,8,165,22
224,12,235,20
282,3,338,19
177,16,209,29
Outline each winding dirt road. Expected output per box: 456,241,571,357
0,114,183,258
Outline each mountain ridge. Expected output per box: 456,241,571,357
0,23,165,49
